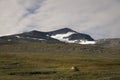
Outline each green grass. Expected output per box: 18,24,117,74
0,42,120,80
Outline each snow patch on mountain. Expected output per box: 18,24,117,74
15,36,45,41
8,39,12,41
26,37,45,41
46,34,49,37
50,32,75,43
79,40,96,44
16,36,21,38
31,38,45,41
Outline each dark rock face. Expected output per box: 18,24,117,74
48,28,76,35
68,33,94,41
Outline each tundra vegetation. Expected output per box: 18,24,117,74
0,41,120,80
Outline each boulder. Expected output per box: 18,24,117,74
71,66,79,71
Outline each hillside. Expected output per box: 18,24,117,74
96,38,120,47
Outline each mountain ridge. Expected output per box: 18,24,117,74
0,28,95,44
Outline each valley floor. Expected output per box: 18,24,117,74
0,42,120,80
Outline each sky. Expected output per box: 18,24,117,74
0,0,120,39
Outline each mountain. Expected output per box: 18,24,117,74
0,28,95,44
0,30,60,43
48,28,95,44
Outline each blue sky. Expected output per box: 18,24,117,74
0,0,120,39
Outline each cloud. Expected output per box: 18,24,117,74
0,0,44,36
0,0,120,39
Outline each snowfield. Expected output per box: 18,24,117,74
79,40,96,44
16,36,21,38
50,32,75,43
50,32,96,44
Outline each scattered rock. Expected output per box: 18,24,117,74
71,66,79,71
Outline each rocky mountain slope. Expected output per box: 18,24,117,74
0,28,95,44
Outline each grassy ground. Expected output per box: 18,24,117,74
0,42,120,80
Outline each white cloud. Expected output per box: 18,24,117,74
0,0,25,36
0,0,120,39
